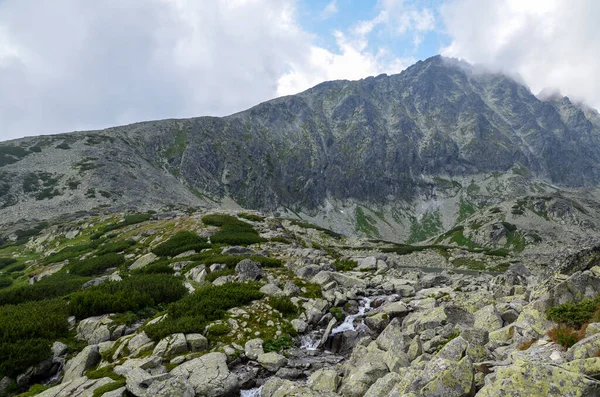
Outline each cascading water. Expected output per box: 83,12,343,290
330,297,372,336
300,332,321,351
240,385,263,397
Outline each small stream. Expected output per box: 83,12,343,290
240,386,263,397
330,297,372,336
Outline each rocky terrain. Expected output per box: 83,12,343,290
2,210,600,396
2,56,600,252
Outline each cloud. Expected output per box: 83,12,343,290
321,0,339,19
0,0,311,141
441,0,600,110
277,30,414,96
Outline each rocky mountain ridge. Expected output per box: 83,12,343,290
2,56,600,253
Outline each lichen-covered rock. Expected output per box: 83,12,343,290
567,333,600,361
153,333,189,357
308,369,339,393
77,315,120,345
127,332,155,356
245,338,264,360
235,259,263,282
170,352,239,397
513,307,554,337
364,372,401,397
262,377,338,397
473,305,503,332
375,318,406,351
257,352,288,372
62,345,100,383
129,253,158,270
260,283,283,296
38,376,114,397
339,344,389,397
477,359,600,397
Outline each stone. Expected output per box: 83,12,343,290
37,377,114,397
244,338,264,360
77,315,116,345
567,333,600,361
319,318,337,347
262,377,337,397
477,359,600,397
364,372,401,397
586,323,600,337
235,259,263,282
356,256,378,271
473,305,504,332
127,332,155,356
339,344,389,397
260,283,283,296
291,319,308,333
376,318,405,351
283,280,302,297
62,345,101,382
153,333,189,357
257,352,288,372
308,369,339,392
561,357,600,378
170,352,239,397
365,312,390,333
382,301,409,319
52,341,68,358
222,246,254,255
185,334,208,352
129,253,158,270
186,265,207,283
513,307,553,338
174,250,196,259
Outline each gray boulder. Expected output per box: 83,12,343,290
170,352,239,397
235,259,263,282
62,345,100,383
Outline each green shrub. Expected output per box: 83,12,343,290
330,307,345,322
0,257,17,269
92,380,126,397
0,272,88,305
206,323,231,338
29,146,42,153
270,237,291,244
202,214,266,245
124,213,153,225
0,299,70,377
131,261,173,275
547,298,599,328
86,365,123,381
263,335,294,353
70,253,125,276
17,383,51,397
269,296,297,318
205,268,234,282
547,325,580,348
152,231,210,257
145,283,263,340
333,259,358,272
0,277,12,289
69,274,187,318
43,241,101,265
238,213,265,222
55,143,70,150
97,239,136,255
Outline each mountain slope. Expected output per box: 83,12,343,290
1,55,600,250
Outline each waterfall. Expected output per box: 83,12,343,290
330,297,372,336
300,332,321,351
240,385,263,397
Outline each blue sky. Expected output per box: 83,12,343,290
0,0,598,141
298,0,449,63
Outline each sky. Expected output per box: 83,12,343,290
0,0,598,142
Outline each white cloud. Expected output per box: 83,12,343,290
441,0,600,109
277,30,413,96
321,0,339,19
0,0,312,141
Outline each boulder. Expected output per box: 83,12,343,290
127,332,155,356
245,338,264,360
170,352,239,397
283,281,302,297
62,345,100,383
186,266,207,283
185,334,208,352
364,372,401,397
129,253,158,270
262,377,338,397
382,301,409,319
308,369,339,393
260,283,283,296
473,305,503,332
257,352,288,372
153,333,189,357
567,333,600,361
77,315,120,345
477,359,600,397
235,259,263,282
37,377,114,397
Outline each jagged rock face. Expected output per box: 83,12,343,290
2,56,600,242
